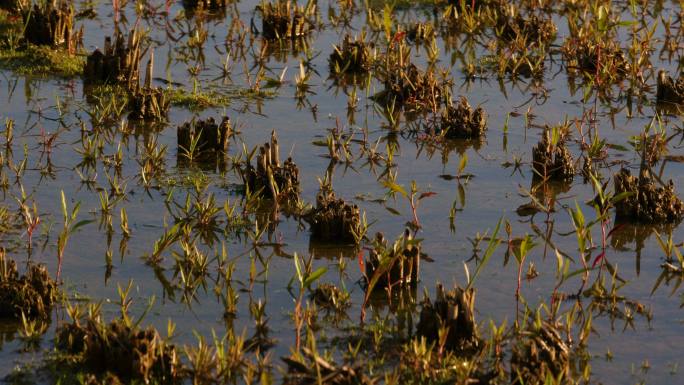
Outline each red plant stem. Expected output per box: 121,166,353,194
578,242,589,295
113,0,119,22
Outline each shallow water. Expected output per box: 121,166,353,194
1,0,684,383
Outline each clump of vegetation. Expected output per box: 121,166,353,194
613,168,684,224
0,6,83,77
497,12,556,45
22,1,81,49
55,307,181,384
510,318,573,385
309,283,350,312
562,36,629,81
306,182,361,244
0,0,26,12
329,34,372,75
256,0,316,40
532,127,574,183
435,96,487,139
182,0,230,12
441,0,488,32
177,116,232,162
282,347,375,385
416,283,479,352
375,62,450,113
84,29,143,89
0,252,58,321
406,22,435,43
364,230,421,291
240,130,300,200
129,85,168,121
656,70,684,104
128,52,169,121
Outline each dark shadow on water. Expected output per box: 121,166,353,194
308,240,358,260
0,321,19,351
655,101,684,117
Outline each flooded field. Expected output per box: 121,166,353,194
0,0,683,383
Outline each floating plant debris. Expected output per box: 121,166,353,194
0,253,58,321
56,316,180,383
329,34,372,75
306,183,361,244
435,96,487,139
240,130,299,201
84,29,143,88
416,283,479,352
656,70,684,104
532,127,574,183
256,0,316,40
177,116,232,161
613,168,684,224
365,230,421,291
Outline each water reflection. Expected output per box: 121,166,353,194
611,223,676,276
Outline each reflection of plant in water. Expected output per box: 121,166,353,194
583,269,652,331
652,230,684,296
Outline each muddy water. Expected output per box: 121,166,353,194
0,0,683,384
